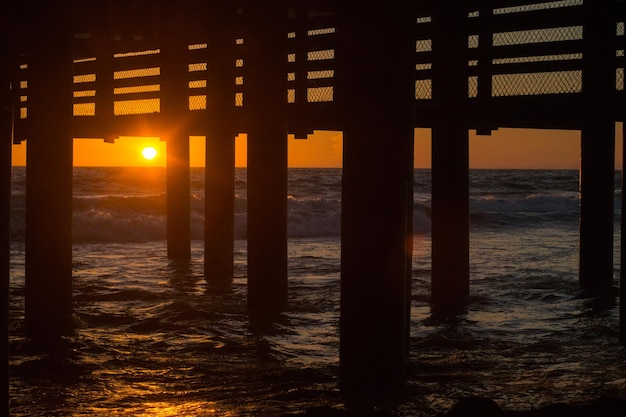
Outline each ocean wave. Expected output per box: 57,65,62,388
470,193,578,215
9,169,605,243
287,196,341,237
9,191,586,242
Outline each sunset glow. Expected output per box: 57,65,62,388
142,146,158,160
9,127,625,169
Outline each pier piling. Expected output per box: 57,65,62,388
165,136,191,261
579,0,616,294
24,1,75,336
1,2,13,412
161,6,191,261
338,2,415,404
244,1,289,315
621,121,626,344
430,3,470,309
204,2,236,284
204,132,235,283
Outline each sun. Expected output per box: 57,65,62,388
142,146,158,160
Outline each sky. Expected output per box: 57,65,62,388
10,126,624,169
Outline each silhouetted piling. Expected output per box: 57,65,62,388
161,6,191,261
621,4,626,346
244,1,289,315
204,1,237,285
579,0,615,295
622,121,626,345
1,2,13,412
24,1,75,336
165,136,191,260
204,132,235,282
431,3,470,308
338,2,415,405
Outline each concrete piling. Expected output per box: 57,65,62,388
204,2,237,285
244,0,289,315
23,1,75,336
0,1,14,412
161,5,191,261
579,0,616,295
621,121,626,345
430,3,470,309
338,1,415,405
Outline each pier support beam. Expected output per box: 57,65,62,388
204,2,236,284
24,1,75,336
431,3,470,308
339,2,415,405
1,3,14,412
621,122,626,344
204,133,235,283
579,1,615,294
165,137,191,260
161,7,191,261
244,1,289,315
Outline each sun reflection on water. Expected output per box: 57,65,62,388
87,401,235,417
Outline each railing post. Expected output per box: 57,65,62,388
477,0,494,135
94,2,116,144
579,0,616,294
431,2,470,309
24,0,75,336
338,2,415,406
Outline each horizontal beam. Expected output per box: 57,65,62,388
484,39,583,61
480,58,582,76
471,5,584,34
416,94,590,130
67,93,604,140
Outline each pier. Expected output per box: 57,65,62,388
2,0,626,411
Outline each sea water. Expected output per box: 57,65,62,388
7,167,626,416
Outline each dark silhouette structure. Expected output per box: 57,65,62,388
0,2,14,414
2,0,626,412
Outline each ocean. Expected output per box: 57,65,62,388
7,167,626,416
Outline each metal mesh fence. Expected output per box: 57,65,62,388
492,71,582,96
414,1,601,100
493,26,582,47
14,1,626,135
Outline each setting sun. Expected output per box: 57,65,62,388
142,146,158,160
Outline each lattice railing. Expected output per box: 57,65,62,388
286,7,337,106
414,0,596,100
11,0,626,141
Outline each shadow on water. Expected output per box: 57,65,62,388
582,294,618,316
167,258,232,296
9,331,93,413
12,335,84,379
574,286,619,327
428,298,469,324
165,259,198,292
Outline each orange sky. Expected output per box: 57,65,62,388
10,126,625,169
